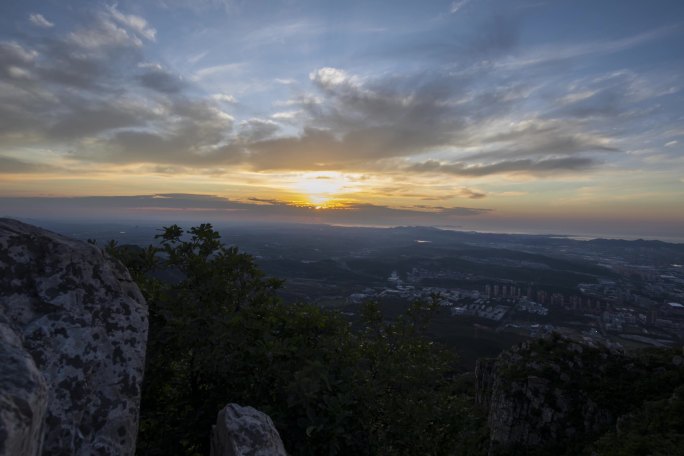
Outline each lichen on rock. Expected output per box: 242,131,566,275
0,218,148,456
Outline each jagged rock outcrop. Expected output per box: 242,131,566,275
0,218,148,456
210,403,287,456
476,334,617,454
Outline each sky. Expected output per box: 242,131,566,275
0,0,683,239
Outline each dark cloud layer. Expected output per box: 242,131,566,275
137,66,186,94
0,156,55,173
0,194,491,225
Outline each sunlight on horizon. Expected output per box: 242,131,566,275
291,172,360,207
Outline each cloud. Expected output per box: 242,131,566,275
545,70,672,122
0,156,56,173
25,41,122,90
0,6,239,168
310,67,361,91
247,197,282,205
137,64,186,93
106,5,157,42
342,203,490,219
0,41,39,84
0,4,630,181
212,93,238,103
295,68,466,152
240,128,345,170
29,13,54,28
84,98,236,165
240,119,458,171
237,118,280,142
155,0,238,14
407,157,598,177
68,18,144,50
414,187,486,200
0,41,38,67
0,12,616,181
46,98,156,140
358,7,519,64
497,25,679,70
60,5,154,52
450,0,473,14
0,193,492,225
408,204,489,216
271,110,302,122
458,188,487,199
499,191,528,197
233,64,614,176
459,126,618,162
193,62,245,80
187,50,209,65
241,19,325,49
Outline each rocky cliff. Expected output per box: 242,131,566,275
0,219,148,456
476,333,684,455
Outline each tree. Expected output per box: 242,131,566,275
109,224,485,456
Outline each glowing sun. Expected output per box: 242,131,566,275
291,172,353,207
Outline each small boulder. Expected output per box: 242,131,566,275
210,403,287,456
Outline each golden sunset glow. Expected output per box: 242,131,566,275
290,172,360,207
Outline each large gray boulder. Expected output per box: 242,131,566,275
0,315,48,456
211,404,287,456
0,219,148,456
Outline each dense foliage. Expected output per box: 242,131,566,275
591,385,684,455
109,224,487,456
107,223,684,455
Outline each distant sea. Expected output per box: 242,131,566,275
435,226,684,244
